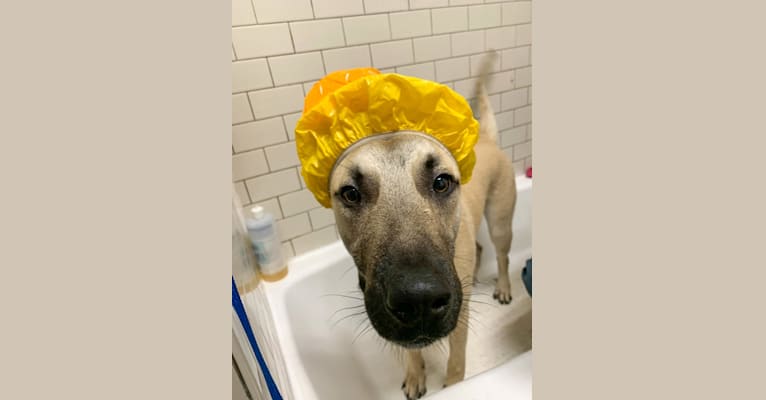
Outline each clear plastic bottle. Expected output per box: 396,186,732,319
246,206,287,281
232,195,260,294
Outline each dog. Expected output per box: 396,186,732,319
328,53,517,399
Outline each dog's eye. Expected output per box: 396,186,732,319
340,186,361,204
433,174,452,193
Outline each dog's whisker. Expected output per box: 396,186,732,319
321,293,364,301
330,310,368,329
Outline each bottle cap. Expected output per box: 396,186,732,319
250,206,265,219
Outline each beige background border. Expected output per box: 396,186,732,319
2,0,766,399
535,1,766,399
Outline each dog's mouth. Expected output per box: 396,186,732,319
362,279,462,348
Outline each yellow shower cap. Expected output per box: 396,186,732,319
295,68,479,208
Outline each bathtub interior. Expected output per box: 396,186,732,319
278,177,532,399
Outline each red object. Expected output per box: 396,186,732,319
526,167,532,178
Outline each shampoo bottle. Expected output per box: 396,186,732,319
246,206,287,281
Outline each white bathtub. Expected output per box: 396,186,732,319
254,175,532,400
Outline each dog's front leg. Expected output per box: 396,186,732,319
444,302,468,387
402,349,426,400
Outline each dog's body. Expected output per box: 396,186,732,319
329,54,517,399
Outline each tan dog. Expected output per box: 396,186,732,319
329,53,517,399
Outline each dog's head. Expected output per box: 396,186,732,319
329,131,464,348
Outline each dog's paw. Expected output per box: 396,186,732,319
493,281,512,305
401,370,426,400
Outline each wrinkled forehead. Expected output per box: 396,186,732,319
329,131,459,188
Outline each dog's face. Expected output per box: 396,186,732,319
329,131,464,348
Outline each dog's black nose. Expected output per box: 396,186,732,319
385,279,452,324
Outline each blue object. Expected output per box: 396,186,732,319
232,278,283,400
521,258,532,296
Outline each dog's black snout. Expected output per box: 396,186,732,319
385,280,452,324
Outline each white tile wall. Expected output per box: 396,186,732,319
371,40,414,69
248,85,305,119
322,45,372,72
502,2,531,26
232,59,272,92
343,14,391,45
389,10,431,39
312,0,363,18
252,0,313,23
264,141,300,170
396,62,436,81
232,0,532,259
232,117,287,153
435,57,470,82
410,0,448,9
278,189,320,217
232,24,294,59
468,4,502,30
364,0,409,13
451,30,485,56
268,52,325,86
413,35,451,62
290,19,346,52
432,7,467,34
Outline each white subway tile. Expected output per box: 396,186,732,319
432,7,468,34
511,158,524,173
248,85,305,119
468,4,501,30
364,0,408,13
435,57,470,82
232,0,256,26
449,0,481,5
312,0,363,18
453,77,478,100
390,10,431,39
487,70,514,94
232,94,254,124
343,14,391,45
282,241,295,259
513,140,531,159
469,52,501,76
322,45,372,73
396,62,436,81
502,46,530,69
527,123,532,140
296,167,307,188
252,0,313,23
502,1,531,25
495,110,514,131
232,59,272,92
515,66,531,87
515,23,531,46
232,24,293,59
485,26,516,50
264,141,300,171
501,87,528,111
233,150,269,181
232,46,236,61
277,213,312,241
250,197,283,219
501,126,526,147
413,35,451,62
371,40,414,69
514,105,531,126
279,189,320,217
523,157,532,171
290,19,346,52
309,207,335,229
234,182,250,205
410,0,448,9
232,117,288,153
528,87,532,104
379,68,396,74
283,112,302,140
268,52,325,86
292,225,338,254
245,168,301,202
451,30,484,56
489,93,501,112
